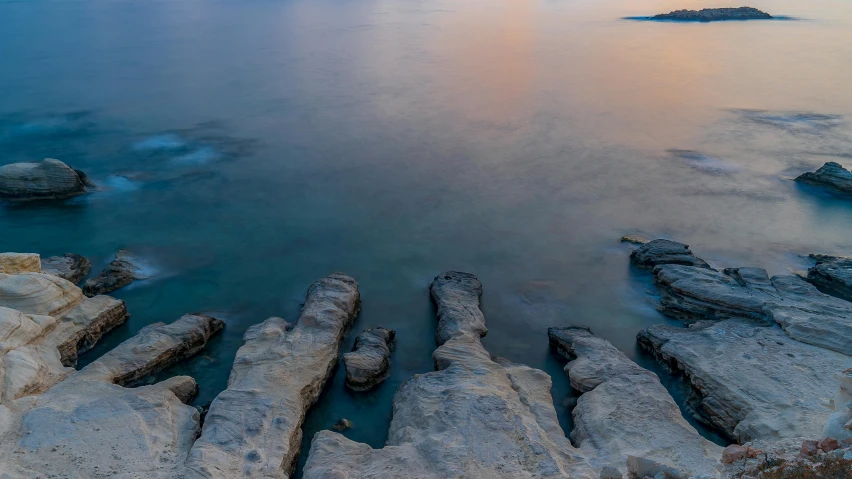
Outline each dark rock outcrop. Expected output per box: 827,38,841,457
652,7,773,22
796,162,852,194
343,326,395,391
0,158,88,201
808,254,852,302
82,250,145,297
629,239,711,270
40,253,91,284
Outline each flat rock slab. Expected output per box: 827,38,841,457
653,263,852,355
0,253,41,275
0,158,87,201
40,253,91,284
638,318,852,442
0,272,83,318
549,326,722,478
184,273,360,479
303,272,594,479
630,239,711,270
343,326,395,391
796,161,852,194
808,254,852,303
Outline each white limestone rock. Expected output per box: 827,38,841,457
0,158,88,201
0,272,83,318
343,326,395,391
823,369,852,441
183,273,360,478
548,326,723,478
638,318,852,442
302,272,595,479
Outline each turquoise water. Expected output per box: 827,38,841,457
2,0,852,471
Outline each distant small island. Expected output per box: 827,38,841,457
650,7,773,22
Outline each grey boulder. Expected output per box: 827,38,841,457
0,158,88,201
630,239,711,270
343,326,395,391
82,250,147,297
796,161,852,194
40,253,91,284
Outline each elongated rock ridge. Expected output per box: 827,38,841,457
796,161,852,194
343,326,395,391
808,254,852,302
651,7,773,22
638,318,851,443
549,326,723,478
303,271,595,479
82,249,147,296
184,272,360,478
0,158,89,201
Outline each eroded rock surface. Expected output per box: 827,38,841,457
796,161,852,194
343,326,395,391
184,273,360,478
303,271,594,479
0,253,41,275
638,318,851,442
651,7,773,22
40,253,91,284
653,263,852,355
808,254,852,302
823,369,852,441
630,239,711,270
0,158,88,201
0,272,83,318
549,326,722,478
82,250,147,297
0,313,222,479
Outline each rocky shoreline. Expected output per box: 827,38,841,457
0,246,849,478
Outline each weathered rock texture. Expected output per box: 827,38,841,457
343,326,395,391
808,254,852,302
0,272,83,318
549,326,722,478
796,161,852,194
823,369,852,441
652,7,773,22
0,158,88,200
0,313,223,479
184,273,360,478
303,271,594,479
40,253,91,284
638,318,851,442
82,250,146,297
630,239,711,270
0,253,41,275
653,262,852,355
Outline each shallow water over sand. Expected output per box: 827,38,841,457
1,0,852,471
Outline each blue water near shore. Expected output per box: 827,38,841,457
2,0,852,473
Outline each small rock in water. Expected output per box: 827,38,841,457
0,158,89,201
41,254,91,284
333,418,352,431
651,7,773,22
621,234,650,245
343,327,395,391
796,162,852,195
629,239,711,269
82,250,150,297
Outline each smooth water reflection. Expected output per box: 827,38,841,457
1,0,852,472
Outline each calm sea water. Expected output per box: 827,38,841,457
2,0,852,471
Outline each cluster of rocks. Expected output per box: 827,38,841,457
796,161,852,195
0,158,92,201
650,7,773,22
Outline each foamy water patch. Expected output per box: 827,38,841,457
668,149,741,174
173,147,219,165
104,175,140,192
133,134,186,151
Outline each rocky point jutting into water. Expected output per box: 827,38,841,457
0,158,90,201
650,7,773,22
796,161,852,194
808,254,852,302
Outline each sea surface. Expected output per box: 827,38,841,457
2,0,852,472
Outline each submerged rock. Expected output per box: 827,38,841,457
343,326,395,391
184,273,360,478
796,161,852,194
0,158,88,201
303,272,595,479
651,7,773,22
652,262,852,355
549,326,722,478
0,253,41,275
630,239,711,270
638,318,851,442
40,253,91,284
807,254,852,302
82,249,147,297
